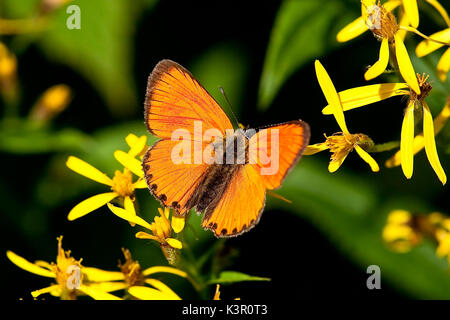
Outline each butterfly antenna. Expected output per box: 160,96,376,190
219,86,240,129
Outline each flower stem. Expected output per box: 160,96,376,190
370,141,400,152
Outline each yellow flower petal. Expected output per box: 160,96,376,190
395,34,420,94
336,17,367,43
129,285,181,300
213,284,221,300
124,196,136,216
402,0,419,28
436,233,450,257
425,0,450,27
79,284,122,300
388,209,411,224
145,279,182,299
85,282,128,293
126,135,147,157
396,9,410,41
382,224,413,241
437,48,450,82
171,215,185,233
31,285,60,298
322,83,409,114
361,0,376,17
166,238,183,249
422,102,447,185
135,231,160,242
365,38,390,80
142,266,188,278
83,267,125,282
385,100,450,167
303,142,330,155
328,154,348,173
384,0,403,12
34,260,53,270
68,192,118,221
66,156,113,186
415,28,450,57
400,100,415,179
7,251,55,278
315,60,349,134
124,195,136,227
133,179,148,189
107,203,153,230
154,217,168,240
125,134,139,147
114,150,144,178
355,145,380,172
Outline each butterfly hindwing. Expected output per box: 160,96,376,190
201,164,266,237
249,120,310,190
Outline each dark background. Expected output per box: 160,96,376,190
1,0,449,300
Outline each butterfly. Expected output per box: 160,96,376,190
142,59,310,237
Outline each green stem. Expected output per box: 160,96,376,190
370,141,400,152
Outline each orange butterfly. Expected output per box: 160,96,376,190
142,60,310,237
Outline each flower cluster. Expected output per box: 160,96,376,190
382,210,450,266
306,0,449,184
6,134,192,299
7,237,187,300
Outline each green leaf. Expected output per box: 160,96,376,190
190,42,248,122
0,119,92,154
208,271,270,284
271,158,450,299
7,0,157,116
258,0,346,109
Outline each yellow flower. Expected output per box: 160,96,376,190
435,219,450,264
321,74,446,184
416,28,450,81
382,210,421,252
125,133,148,159
128,284,182,300
108,205,184,264
29,84,72,123
0,42,17,80
213,284,240,300
337,0,450,41
304,60,379,173
82,248,188,300
400,0,419,28
6,236,120,300
337,0,450,94
0,42,17,99
385,98,450,170
66,136,148,221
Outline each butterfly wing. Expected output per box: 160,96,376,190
145,59,233,138
143,60,233,215
201,164,266,237
143,139,208,214
249,120,310,190
201,120,310,237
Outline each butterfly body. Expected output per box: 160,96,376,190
143,59,310,237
